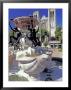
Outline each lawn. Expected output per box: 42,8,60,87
9,75,28,81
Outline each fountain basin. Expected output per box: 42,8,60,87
16,51,52,76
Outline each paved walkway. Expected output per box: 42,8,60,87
52,48,62,58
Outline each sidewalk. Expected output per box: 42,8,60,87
52,48,62,58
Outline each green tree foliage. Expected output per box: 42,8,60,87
55,26,62,43
9,30,20,38
38,29,49,42
9,30,14,36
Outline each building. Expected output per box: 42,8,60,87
33,9,56,38
48,9,56,37
39,15,48,31
33,11,40,21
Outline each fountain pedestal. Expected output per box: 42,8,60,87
16,49,53,80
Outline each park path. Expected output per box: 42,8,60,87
52,48,62,58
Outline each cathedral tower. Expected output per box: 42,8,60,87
48,9,56,38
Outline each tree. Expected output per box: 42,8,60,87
55,26,62,42
38,29,49,42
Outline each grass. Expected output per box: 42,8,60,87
9,75,28,81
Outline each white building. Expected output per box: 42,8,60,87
40,15,48,31
48,9,56,37
33,11,40,21
33,9,56,38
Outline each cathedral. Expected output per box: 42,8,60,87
33,9,56,37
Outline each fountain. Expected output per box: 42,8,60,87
9,16,54,81
15,36,53,80
15,47,52,80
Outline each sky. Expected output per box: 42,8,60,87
9,9,62,28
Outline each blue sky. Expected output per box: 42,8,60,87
9,9,62,28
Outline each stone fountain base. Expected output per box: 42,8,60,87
15,48,54,80
9,45,57,81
